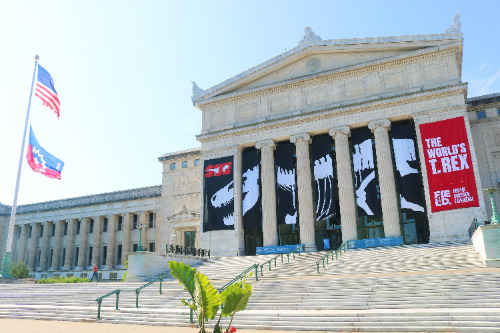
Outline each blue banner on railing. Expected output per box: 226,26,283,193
256,244,304,255
347,236,403,249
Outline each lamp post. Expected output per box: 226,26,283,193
136,224,147,251
483,187,500,225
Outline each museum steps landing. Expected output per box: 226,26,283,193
0,241,499,332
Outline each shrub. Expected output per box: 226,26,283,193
121,260,128,282
37,276,90,284
10,261,30,279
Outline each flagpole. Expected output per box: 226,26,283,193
1,55,39,279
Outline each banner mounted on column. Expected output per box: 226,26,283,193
419,117,479,212
311,134,336,221
351,127,381,217
203,156,235,232
391,122,425,213
242,148,262,229
275,141,298,225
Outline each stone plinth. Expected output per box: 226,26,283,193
471,224,500,268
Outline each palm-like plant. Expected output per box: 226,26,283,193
169,261,252,333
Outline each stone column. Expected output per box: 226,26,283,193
92,217,102,267
256,140,278,247
233,146,245,255
122,213,131,264
51,220,63,270
106,215,116,269
11,226,19,263
77,218,89,270
28,223,40,271
155,211,162,253
290,133,317,252
39,222,51,271
139,212,148,250
17,224,29,263
330,126,358,242
64,219,76,270
368,119,401,237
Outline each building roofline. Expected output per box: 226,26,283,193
467,92,500,106
158,147,201,162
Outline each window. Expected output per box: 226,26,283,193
41,274,48,279
103,218,108,232
54,273,60,278
102,246,107,266
76,220,81,234
74,247,79,267
184,231,196,249
195,159,200,166
133,214,138,229
80,273,87,279
49,249,53,267
182,161,188,168
89,219,94,233
148,212,155,228
133,244,138,252
109,272,118,279
66,273,73,278
498,108,500,116
51,224,56,236
37,250,41,268
39,225,43,237
117,244,122,265
61,248,66,267
63,222,68,235
117,216,123,231
477,111,486,119
87,246,93,266
170,163,176,170
149,242,155,252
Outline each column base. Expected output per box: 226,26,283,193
304,245,318,252
1,252,13,279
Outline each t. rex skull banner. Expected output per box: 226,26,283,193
391,122,425,213
242,148,262,229
311,134,337,221
419,117,479,212
203,156,235,232
351,127,381,217
275,141,298,225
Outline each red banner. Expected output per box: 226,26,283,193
419,117,479,212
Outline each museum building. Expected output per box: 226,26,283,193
1,21,500,279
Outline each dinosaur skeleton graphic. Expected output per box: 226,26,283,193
313,155,335,221
352,138,377,216
242,165,259,216
277,166,297,224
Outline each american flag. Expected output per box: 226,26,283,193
35,64,60,118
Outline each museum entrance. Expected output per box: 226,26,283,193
244,228,263,256
315,218,342,251
278,224,300,246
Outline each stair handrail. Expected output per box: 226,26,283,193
259,245,303,277
316,241,348,274
189,263,259,324
94,271,172,319
468,218,480,238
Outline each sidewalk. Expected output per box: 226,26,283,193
0,319,329,333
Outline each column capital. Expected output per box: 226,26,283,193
368,118,391,132
329,126,351,138
290,133,311,144
255,139,276,150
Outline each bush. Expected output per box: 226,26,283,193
10,261,30,279
121,260,128,282
37,276,90,284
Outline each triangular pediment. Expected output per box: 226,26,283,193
168,205,200,222
192,33,462,106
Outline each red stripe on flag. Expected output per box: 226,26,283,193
35,83,60,118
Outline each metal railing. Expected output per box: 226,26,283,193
468,218,480,238
166,244,211,258
95,271,172,319
316,241,348,274
259,245,303,277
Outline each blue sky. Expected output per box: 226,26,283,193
1,0,499,205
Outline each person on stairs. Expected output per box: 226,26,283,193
90,264,99,282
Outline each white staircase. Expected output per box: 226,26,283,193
1,241,499,332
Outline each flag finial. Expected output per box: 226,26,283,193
35,55,39,60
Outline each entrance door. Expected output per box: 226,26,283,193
244,228,263,255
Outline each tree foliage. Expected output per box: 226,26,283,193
10,261,30,279
168,260,252,333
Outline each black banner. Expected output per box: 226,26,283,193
391,122,425,213
311,134,336,221
242,148,262,229
351,127,381,217
275,141,298,225
203,156,235,232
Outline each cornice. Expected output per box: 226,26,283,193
197,84,467,143
17,185,162,215
196,46,459,109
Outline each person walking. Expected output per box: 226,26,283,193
90,264,99,282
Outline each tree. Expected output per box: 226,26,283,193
169,261,252,333
10,261,30,279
